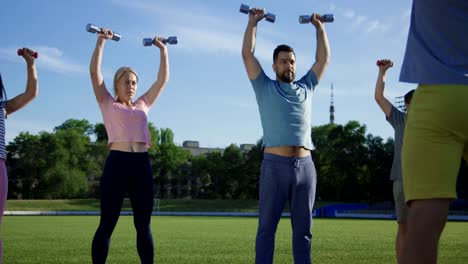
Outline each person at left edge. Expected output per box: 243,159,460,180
0,47,39,264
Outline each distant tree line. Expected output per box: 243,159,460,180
6,119,467,202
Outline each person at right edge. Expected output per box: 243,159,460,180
399,1,468,264
241,7,330,264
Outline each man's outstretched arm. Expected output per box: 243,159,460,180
242,8,266,80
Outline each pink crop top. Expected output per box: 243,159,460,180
98,92,152,147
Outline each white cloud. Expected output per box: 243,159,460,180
170,26,240,55
170,25,275,63
0,46,87,75
393,8,411,43
35,46,88,74
112,0,311,70
335,6,390,34
111,0,230,31
113,0,285,41
366,20,382,33
343,9,355,19
113,0,279,63
353,15,367,28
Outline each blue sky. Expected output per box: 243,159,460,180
0,0,416,148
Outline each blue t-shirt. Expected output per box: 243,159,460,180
250,69,318,149
400,0,468,84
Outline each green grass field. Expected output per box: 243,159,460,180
5,199,334,212
2,216,468,264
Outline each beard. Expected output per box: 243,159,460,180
277,70,295,83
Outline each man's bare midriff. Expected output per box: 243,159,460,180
264,146,311,158
109,142,148,153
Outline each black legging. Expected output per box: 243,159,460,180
92,150,154,264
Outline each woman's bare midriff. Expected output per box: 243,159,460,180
264,146,311,158
109,142,148,153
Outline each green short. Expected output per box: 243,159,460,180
402,84,468,202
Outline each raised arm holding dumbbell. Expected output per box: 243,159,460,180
89,27,114,102
374,59,394,117
241,6,330,264
89,27,169,263
374,58,414,264
309,14,330,81
0,47,38,263
5,48,39,115
144,36,169,106
241,7,266,80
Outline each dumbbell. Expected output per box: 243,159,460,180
239,4,276,23
17,48,38,59
86,23,121,41
142,36,178,46
299,14,334,23
376,60,393,67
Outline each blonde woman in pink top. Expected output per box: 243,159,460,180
89,28,168,264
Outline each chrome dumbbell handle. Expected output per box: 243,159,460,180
299,14,334,23
239,4,276,23
86,23,121,41
142,36,178,46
